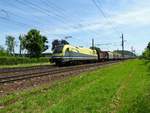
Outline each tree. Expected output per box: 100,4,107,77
143,49,150,59
5,35,16,55
23,29,48,57
52,40,60,50
147,42,150,50
143,42,150,59
19,35,26,55
52,39,69,50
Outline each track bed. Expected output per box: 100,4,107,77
0,61,120,96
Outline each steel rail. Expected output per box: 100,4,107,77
0,65,55,74
0,61,119,84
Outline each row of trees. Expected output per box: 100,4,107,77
142,42,150,59
5,29,48,57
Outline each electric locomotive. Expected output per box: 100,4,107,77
50,44,98,65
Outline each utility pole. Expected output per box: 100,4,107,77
92,38,94,48
121,33,124,58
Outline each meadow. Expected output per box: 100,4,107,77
0,59,150,113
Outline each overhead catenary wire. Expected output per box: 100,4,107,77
91,0,121,34
41,0,69,20
45,0,117,47
15,0,93,35
96,41,122,46
0,9,32,28
0,0,115,48
91,0,126,51
40,0,101,45
15,0,67,24
0,0,55,28
41,0,101,35
1,0,102,37
0,0,52,26
0,9,43,28
2,0,79,31
0,0,80,39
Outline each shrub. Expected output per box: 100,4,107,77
0,57,49,65
147,62,150,69
0,50,10,57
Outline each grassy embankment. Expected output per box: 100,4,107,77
0,59,150,113
0,57,50,68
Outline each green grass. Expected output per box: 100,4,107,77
0,62,51,69
0,57,49,66
0,59,150,113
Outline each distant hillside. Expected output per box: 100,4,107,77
114,50,136,56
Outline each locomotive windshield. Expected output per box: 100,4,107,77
53,45,64,53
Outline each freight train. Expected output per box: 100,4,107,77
50,44,132,66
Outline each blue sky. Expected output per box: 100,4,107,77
0,0,150,54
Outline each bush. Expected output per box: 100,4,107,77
142,45,150,60
0,50,10,57
0,57,49,65
147,62,150,69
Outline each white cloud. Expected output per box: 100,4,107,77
42,4,150,36
113,7,150,26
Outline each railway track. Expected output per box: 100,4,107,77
0,61,119,84
0,65,55,74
